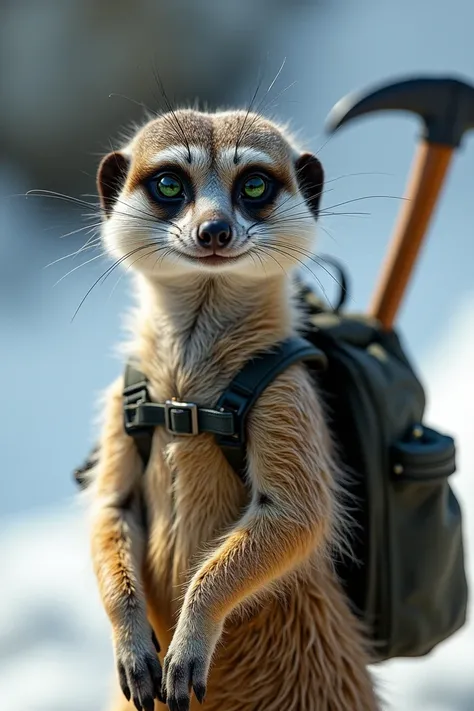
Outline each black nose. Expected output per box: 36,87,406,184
197,220,232,250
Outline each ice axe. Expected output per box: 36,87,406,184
325,76,474,329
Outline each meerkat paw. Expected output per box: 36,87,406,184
115,627,164,711
161,619,221,710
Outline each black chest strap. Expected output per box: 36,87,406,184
123,337,327,483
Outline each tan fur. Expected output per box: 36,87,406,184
89,109,380,710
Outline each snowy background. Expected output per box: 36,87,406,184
1,1,473,709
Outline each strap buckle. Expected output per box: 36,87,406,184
123,383,150,434
123,381,149,406
165,400,199,436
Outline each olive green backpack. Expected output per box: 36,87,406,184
296,283,467,660
74,273,468,663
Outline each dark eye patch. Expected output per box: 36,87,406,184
233,166,285,218
143,165,194,217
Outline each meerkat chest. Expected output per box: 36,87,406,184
142,359,247,580
137,327,251,572
147,340,240,406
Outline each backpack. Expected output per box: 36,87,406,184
74,271,468,663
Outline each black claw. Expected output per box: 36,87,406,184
147,657,163,702
160,683,167,705
155,681,166,705
176,694,190,711
193,683,206,704
157,690,166,705
151,629,161,653
132,696,143,711
117,662,131,701
142,696,154,711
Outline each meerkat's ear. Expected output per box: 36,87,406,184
97,151,130,218
294,153,324,219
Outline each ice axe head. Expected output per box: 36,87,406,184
326,76,474,147
324,74,474,329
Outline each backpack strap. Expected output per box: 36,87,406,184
123,337,327,483
214,338,327,480
122,363,157,466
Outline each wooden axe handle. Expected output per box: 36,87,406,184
369,141,453,328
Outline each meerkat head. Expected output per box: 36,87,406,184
97,109,324,279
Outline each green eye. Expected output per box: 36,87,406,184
242,175,267,200
156,174,183,199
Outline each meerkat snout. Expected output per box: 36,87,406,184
98,109,324,279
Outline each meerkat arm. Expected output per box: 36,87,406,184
90,378,163,711
162,364,338,707
186,366,334,616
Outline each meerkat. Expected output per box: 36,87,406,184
88,107,380,711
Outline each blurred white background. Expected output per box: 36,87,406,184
1,1,473,709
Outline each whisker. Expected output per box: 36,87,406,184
248,210,371,236
247,250,260,274
237,60,296,152
26,189,97,210
88,171,184,228
251,187,404,232
272,209,370,223
324,171,393,185
53,250,109,286
252,235,347,302
265,57,287,95
247,185,325,229
253,245,287,276
233,74,264,164
257,80,298,118
157,247,176,269
108,244,169,299
321,195,406,212
271,242,350,297
151,66,192,163
99,238,169,287
314,133,336,158
246,191,299,230
58,222,103,240
252,247,268,276
256,243,334,309
71,243,159,322
44,238,102,269
28,188,182,235
267,240,351,303
108,92,154,115
316,221,339,246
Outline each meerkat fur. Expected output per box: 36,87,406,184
87,107,380,711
